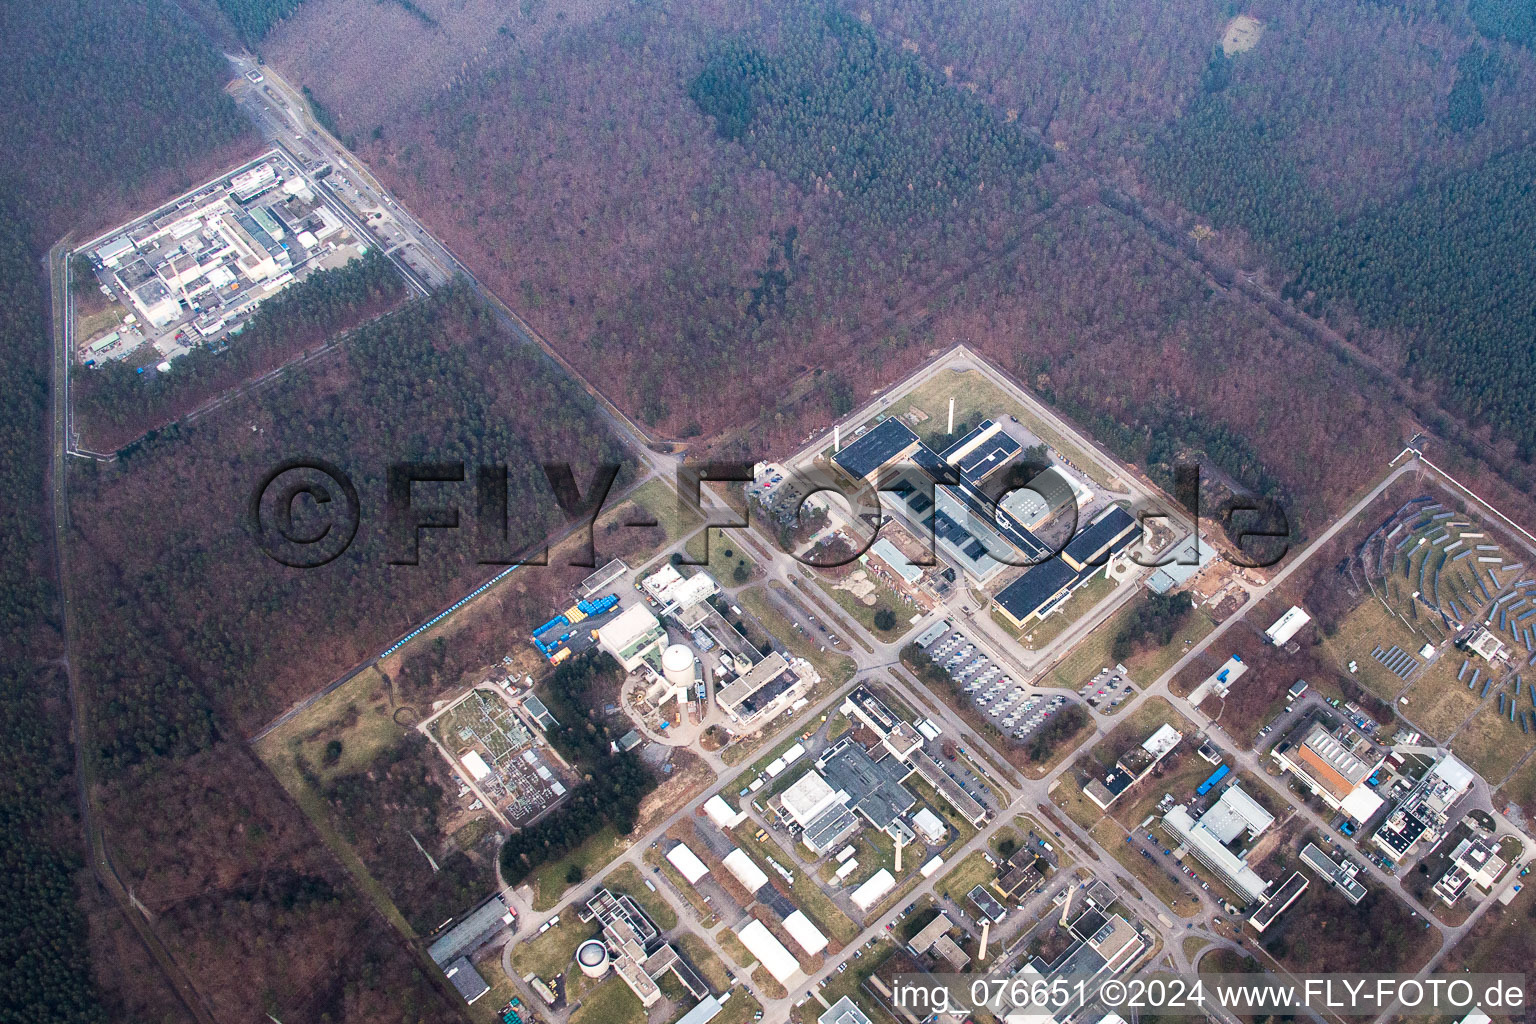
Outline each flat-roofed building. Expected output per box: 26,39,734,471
737,919,801,985
1271,719,1385,822
596,604,666,673
1299,842,1368,904
820,996,874,1024
1162,804,1269,904
1265,606,1312,646
1372,754,1474,861
717,652,814,727
444,957,490,1005
427,895,515,967
1433,835,1507,905
832,418,923,484
1248,872,1309,933
1085,723,1183,810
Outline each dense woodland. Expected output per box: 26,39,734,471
498,653,655,886
74,249,408,450
0,198,110,1024
0,0,251,247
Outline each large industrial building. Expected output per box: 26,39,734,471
581,887,707,1008
1271,719,1386,823
1161,786,1275,903
77,151,374,368
1372,754,1475,862
831,415,1135,614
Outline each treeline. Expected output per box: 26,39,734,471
1026,704,1089,764
1110,592,1194,662
498,653,655,886
0,196,109,1024
1468,0,1536,48
690,1,1048,232
1148,92,1536,459
74,249,408,449
213,0,307,45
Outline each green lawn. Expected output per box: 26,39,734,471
1047,593,1214,689
816,569,916,641
569,976,646,1024
935,849,994,903
531,825,623,911
684,527,761,585
509,915,599,979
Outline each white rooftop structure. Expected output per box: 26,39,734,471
703,795,747,829
666,843,710,884
780,771,843,827
850,868,896,911
596,604,665,672
911,807,947,844
1340,785,1385,824
722,848,769,892
1199,786,1274,845
459,750,491,781
921,855,944,878
1163,804,1269,903
820,995,874,1024
1432,754,1475,794
1142,723,1183,760
1265,605,1311,646
782,910,829,956
737,920,800,984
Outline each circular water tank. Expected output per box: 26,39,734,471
576,939,610,978
662,643,695,690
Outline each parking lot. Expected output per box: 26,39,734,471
1079,665,1136,712
925,627,1071,741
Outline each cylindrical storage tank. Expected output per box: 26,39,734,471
576,939,609,978
662,643,695,691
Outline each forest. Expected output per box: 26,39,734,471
0,196,111,1024
317,734,491,935
63,284,629,1021
73,249,409,450
1110,592,1195,663
690,2,1048,231
0,0,251,247
213,0,307,44
498,653,655,886
1150,93,1536,458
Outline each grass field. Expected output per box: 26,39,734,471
715,926,753,970
509,914,599,979
644,847,720,927
1047,594,1216,690
617,477,704,554
889,368,1120,490
1498,752,1536,820
1405,655,1483,742
1450,697,1535,785
1318,598,1428,701
809,941,899,1024
816,569,915,642
531,825,624,911
935,849,994,903
607,863,679,930
683,527,761,584
569,976,645,1024
255,665,405,786
1092,817,1200,918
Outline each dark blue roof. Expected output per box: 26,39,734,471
833,418,919,479
994,558,1079,619
1063,506,1137,566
